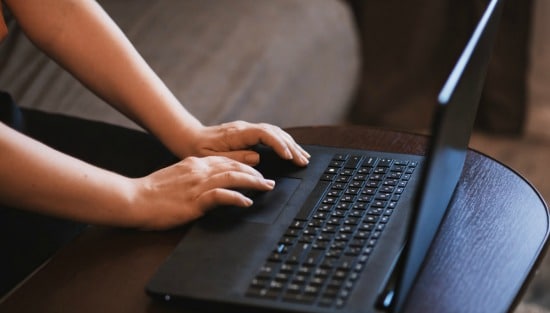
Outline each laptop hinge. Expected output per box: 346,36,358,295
375,244,406,312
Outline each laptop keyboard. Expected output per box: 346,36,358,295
245,153,418,309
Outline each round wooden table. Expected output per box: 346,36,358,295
0,125,548,313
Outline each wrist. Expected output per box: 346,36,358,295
81,173,146,229
123,176,154,229
126,175,179,230
165,122,206,159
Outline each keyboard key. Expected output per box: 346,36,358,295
362,157,378,167
377,158,393,167
344,155,362,169
246,153,419,309
287,243,309,264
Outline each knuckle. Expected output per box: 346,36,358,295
208,188,222,201
223,171,237,182
184,156,201,165
208,189,231,205
182,156,206,171
233,120,247,128
227,120,249,134
260,122,277,131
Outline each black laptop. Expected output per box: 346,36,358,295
146,1,503,312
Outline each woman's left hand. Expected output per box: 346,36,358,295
185,121,310,167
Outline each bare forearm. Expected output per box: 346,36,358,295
5,0,202,158
0,123,140,227
0,123,280,230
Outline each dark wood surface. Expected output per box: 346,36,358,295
0,126,548,313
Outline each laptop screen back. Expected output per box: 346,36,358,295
392,0,503,311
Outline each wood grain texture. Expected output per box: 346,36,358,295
288,126,549,313
0,126,547,313
405,152,549,313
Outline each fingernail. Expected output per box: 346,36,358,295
244,197,253,206
265,179,276,187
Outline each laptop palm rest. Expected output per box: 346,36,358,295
207,177,301,225
146,178,304,305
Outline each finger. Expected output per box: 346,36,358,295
197,188,253,210
281,131,310,159
202,156,264,178
277,131,310,166
203,170,275,192
256,126,310,166
241,124,295,161
204,150,260,166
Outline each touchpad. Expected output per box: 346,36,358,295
209,177,301,224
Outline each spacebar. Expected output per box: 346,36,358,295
295,180,330,221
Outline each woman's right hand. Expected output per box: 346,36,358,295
131,155,275,230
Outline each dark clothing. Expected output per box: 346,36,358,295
0,92,176,296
